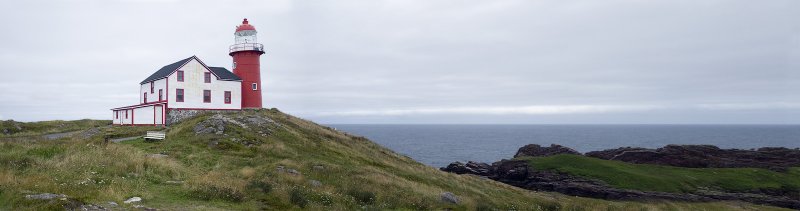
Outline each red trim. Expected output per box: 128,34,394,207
150,82,154,93
168,108,241,111
113,123,163,126
111,101,167,110
224,91,231,104
131,109,134,125
164,56,225,80
143,92,147,103
153,106,156,126
203,90,211,103
176,89,184,102
158,89,163,101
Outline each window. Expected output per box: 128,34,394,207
115,111,118,119
252,83,258,90
150,82,154,93
158,89,163,101
224,91,231,104
232,61,237,69
204,72,211,83
176,89,184,102
125,110,128,119
177,71,184,82
203,90,211,103
143,92,147,103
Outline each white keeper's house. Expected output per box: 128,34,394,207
111,19,265,126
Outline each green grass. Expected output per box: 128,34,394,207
0,119,111,137
523,154,800,193
0,109,792,210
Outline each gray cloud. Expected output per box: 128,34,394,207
0,0,798,124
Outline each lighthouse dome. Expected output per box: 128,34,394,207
235,18,256,32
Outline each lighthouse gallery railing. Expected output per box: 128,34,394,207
229,43,264,53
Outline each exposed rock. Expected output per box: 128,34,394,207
123,196,142,204
194,116,226,134
312,165,325,171
25,193,67,200
276,165,285,173
79,127,102,139
287,169,301,175
165,180,183,185
107,201,119,207
79,204,109,211
439,161,492,176
586,145,800,171
146,153,168,158
514,144,580,158
309,180,322,187
440,192,459,204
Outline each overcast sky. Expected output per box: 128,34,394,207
0,0,798,124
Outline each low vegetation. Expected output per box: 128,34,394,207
0,109,791,210
523,154,800,193
0,119,110,137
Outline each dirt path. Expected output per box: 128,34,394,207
43,131,78,140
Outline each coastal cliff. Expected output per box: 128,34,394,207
442,144,800,209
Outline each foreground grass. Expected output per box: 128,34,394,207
523,154,800,194
0,109,791,210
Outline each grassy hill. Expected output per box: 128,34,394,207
0,109,790,210
522,154,800,194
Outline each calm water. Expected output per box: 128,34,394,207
328,124,800,167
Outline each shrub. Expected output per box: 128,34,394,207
346,189,375,205
26,146,65,158
290,188,308,208
189,185,245,202
476,201,495,211
246,180,272,194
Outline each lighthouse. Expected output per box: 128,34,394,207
230,18,265,108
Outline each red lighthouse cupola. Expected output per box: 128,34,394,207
230,18,265,108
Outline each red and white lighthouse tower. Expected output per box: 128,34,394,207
230,18,265,108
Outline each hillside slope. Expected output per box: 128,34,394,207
0,109,789,210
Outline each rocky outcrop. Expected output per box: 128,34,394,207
586,145,800,171
441,144,800,209
514,144,580,158
439,161,492,176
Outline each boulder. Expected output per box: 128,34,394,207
440,192,459,204
123,196,142,204
309,180,322,187
513,144,580,158
25,193,67,200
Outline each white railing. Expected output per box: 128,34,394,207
229,43,264,53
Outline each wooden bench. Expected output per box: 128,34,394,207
144,131,166,141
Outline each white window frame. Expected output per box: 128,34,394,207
252,83,258,91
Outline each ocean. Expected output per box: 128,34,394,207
328,124,800,167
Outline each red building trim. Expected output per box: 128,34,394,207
176,89,184,102
111,101,168,111
169,108,240,111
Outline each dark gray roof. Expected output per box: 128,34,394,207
139,56,241,84
208,67,241,81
